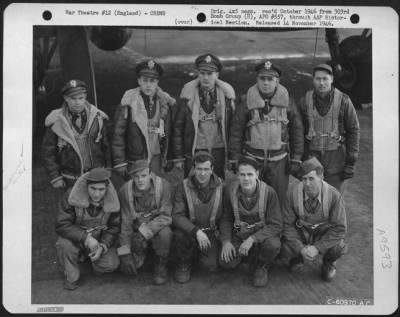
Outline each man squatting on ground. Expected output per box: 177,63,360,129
55,168,121,290
281,157,347,282
112,60,175,185
173,53,235,179
117,160,173,285
42,79,112,189
173,151,225,283
219,155,282,287
298,63,360,192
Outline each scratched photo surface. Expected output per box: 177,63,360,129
31,25,373,305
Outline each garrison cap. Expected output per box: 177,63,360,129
298,157,324,177
61,79,87,97
192,151,215,166
136,59,163,79
313,63,333,75
195,54,222,72
256,60,282,78
85,167,111,184
238,155,260,171
128,160,150,176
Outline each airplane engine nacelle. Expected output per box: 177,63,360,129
89,27,132,51
334,32,372,107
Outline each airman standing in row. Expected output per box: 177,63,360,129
173,53,236,179
228,60,304,204
298,64,360,192
42,79,112,189
112,60,176,185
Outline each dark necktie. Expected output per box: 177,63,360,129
304,196,319,213
201,90,215,114
71,111,86,134
142,94,156,118
263,99,271,114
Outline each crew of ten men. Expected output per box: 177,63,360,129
42,53,360,290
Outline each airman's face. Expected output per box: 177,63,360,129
133,168,152,191
138,76,159,96
64,93,87,113
238,164,259,192
313,70,334,95
193,161,213,186
302,170,323,198
198,70,218,90
257,75,279,95
88,183,107,203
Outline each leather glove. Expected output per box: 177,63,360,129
342,165,355,180
52,179,66,189
289,161,301,178
120,253,137,276
115,165,128,178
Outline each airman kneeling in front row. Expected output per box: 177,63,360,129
117,160,173,285
219,155,282,287
281,157,348,282
173,151,225,283
55,168,121,290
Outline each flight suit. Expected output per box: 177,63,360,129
298,88,360,192
281,180,347,270
173,174,224,272
220,180,282,269
55,175,121,284
118,174,173,271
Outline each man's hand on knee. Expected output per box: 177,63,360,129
221,241,236,263
89,246,103,262
239,237,255,257
196,230,211,251
84,234,99,253
300,245,318,261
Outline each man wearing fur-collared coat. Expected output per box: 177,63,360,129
228,61,304,204
172,53,235,179
111,60,175,181
42,79,112,189
55,168,121,290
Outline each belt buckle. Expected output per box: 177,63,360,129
311,223,320,230
202,114,215,121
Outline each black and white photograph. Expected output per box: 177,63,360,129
2,3,398,314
